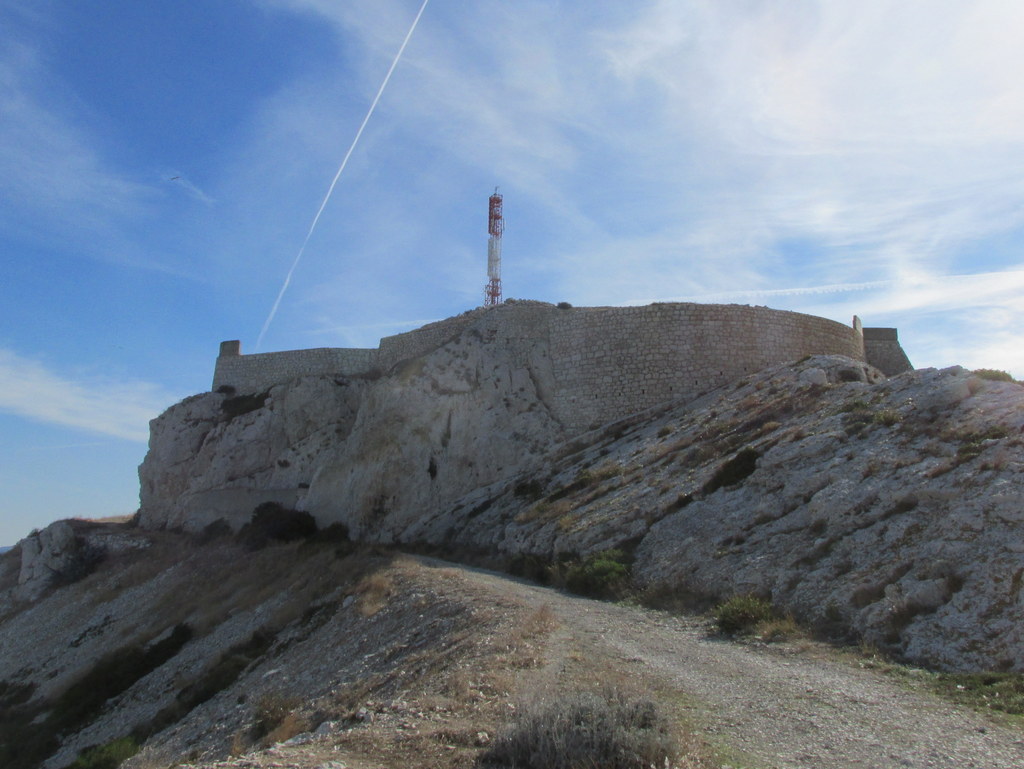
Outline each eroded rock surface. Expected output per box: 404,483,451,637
138,334,1024,671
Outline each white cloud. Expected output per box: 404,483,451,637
206,1,1024,371
0,349,180,442
597,0,1024,274
0,37,169,270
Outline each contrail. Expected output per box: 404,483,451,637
256,0,431,351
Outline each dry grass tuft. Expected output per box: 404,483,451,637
522,604,558,637
480,686,678,769
353,572,396,617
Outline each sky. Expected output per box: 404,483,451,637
2,0,1023,545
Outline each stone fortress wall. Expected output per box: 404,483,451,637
213,302,909,432
212,341,378,394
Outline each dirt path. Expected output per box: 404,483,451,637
438,562,1024,769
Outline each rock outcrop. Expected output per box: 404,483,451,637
13,519,151,601
136,307,1024,672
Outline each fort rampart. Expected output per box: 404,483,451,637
213,302,900,432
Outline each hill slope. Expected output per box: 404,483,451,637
135,349,1024,672
2,541,1024,769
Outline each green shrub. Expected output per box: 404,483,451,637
872,408,902,426
196,518,232,543
714,594,776,635
68,737,140,769
838,399,871,413
507,554,558,585
0,680,35,711
564,549,631,599
514,479,546,501
930,672,1024,715
480,688,677,769
955,426,1010,463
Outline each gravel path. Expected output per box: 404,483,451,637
447,564,1024,769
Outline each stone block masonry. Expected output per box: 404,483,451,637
212,301,908,434
863,328,914,377
213,344,378,394
542,303,868,431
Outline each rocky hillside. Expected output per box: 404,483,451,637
136,312,1024,673
3,528,1024,769
3,332,1024,767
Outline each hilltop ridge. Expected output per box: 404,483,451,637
3,302,1024,768
131,309,1022,673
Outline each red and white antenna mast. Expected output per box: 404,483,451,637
484,188,503,306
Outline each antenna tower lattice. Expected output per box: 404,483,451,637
484,190,503,306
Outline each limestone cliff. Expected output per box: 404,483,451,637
139,318,565,538
134,303,1024,672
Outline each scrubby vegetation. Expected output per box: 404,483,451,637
479,688,677,769
564,549,631,599
53,623,193,730
506,549,633,600
68,737,140,769
972,368,1017,383
714,594,777,635
0,625,192,769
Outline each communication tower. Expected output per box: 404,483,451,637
484,189,503,306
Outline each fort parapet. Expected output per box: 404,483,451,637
213,302,910,433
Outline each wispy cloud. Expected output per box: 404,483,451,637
597,0,1024,275
0,349,180,442
194,1,1024,371
0,43,151,246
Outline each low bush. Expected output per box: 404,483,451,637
253,691,302,739
972,368,1016,383
714,594,776,635
143,629,276,739
68,737,140,769
514,479,546,501
929,672,1024,715
564,549,631,599
196,518,232,543
872,408,902,427
0,680,34,712
480,688,677,769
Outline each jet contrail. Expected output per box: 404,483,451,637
256,0,431,351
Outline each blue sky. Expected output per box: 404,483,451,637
2,0,1023,545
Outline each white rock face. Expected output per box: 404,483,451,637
139,333,566,535
17,520,79,600
12,519,150,602
140,327,1024,671
391,357,1024,670
300,331,565,540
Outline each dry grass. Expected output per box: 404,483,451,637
515,499,573,525
480,685,679,769
521,604,558,636
755,615,804,642
353,572,396,617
